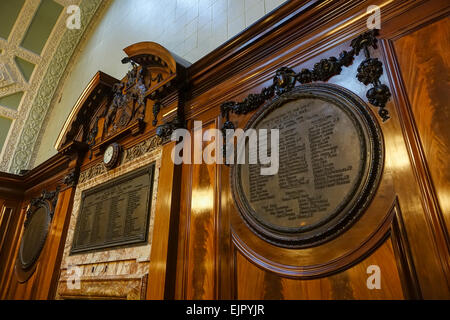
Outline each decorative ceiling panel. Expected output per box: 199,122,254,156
0,0,26,40
20,0,64,55
0,92,24,111
0,116,13,152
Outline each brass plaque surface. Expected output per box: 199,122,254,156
19,206,51,269
71,165,155,254
232,84,383,248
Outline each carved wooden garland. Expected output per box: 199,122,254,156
220,29,391,143
24,189,60,227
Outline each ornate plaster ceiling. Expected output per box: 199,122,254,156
0,0,104,173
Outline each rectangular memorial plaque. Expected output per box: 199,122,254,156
70,164,155,254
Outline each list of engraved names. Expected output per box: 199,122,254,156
241,98,363,231
71,168,152,253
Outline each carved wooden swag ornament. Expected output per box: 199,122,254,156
82,50,181,157
220,29,391,145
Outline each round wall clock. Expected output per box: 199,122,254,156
103,142,121,169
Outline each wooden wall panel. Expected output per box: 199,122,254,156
236,238,404,300
0,201,23,299
184,120,219,300
147,142,181,300
3,186,75,300
0,206,14,253
34,187,76,299
393,17,450,239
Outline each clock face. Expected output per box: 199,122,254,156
104,145,114,164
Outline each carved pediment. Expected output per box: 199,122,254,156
55,72,118,150
56,42,190,154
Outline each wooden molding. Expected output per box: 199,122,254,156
55,72,119,151
381,38,450,290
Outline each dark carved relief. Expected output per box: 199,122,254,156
220,29,391,139
101,62,148,138
155,115,185,141
58,43,190,158
62,88,105,148
63,170,80,189
123,135,162,163
152,101,162,126
82,51,181,155
357,58,383,85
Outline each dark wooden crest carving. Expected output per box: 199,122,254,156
57,42,190,155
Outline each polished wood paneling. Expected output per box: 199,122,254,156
394,17,450,248
0,206,13,252
147,142,181,300
0,201,21,298
236,238,404,300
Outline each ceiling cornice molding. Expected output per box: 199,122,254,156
3,0,104,173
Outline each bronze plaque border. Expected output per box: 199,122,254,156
18,202,52,270
231,83,384,248
70,164,155,255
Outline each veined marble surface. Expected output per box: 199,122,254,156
57,146,162,299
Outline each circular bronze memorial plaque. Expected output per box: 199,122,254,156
18,205,51,270
232,84,383,248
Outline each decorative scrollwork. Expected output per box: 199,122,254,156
25,188,60,227
220,29,391,136
123,135,162,163
78,163,107,184
155,116,185,141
